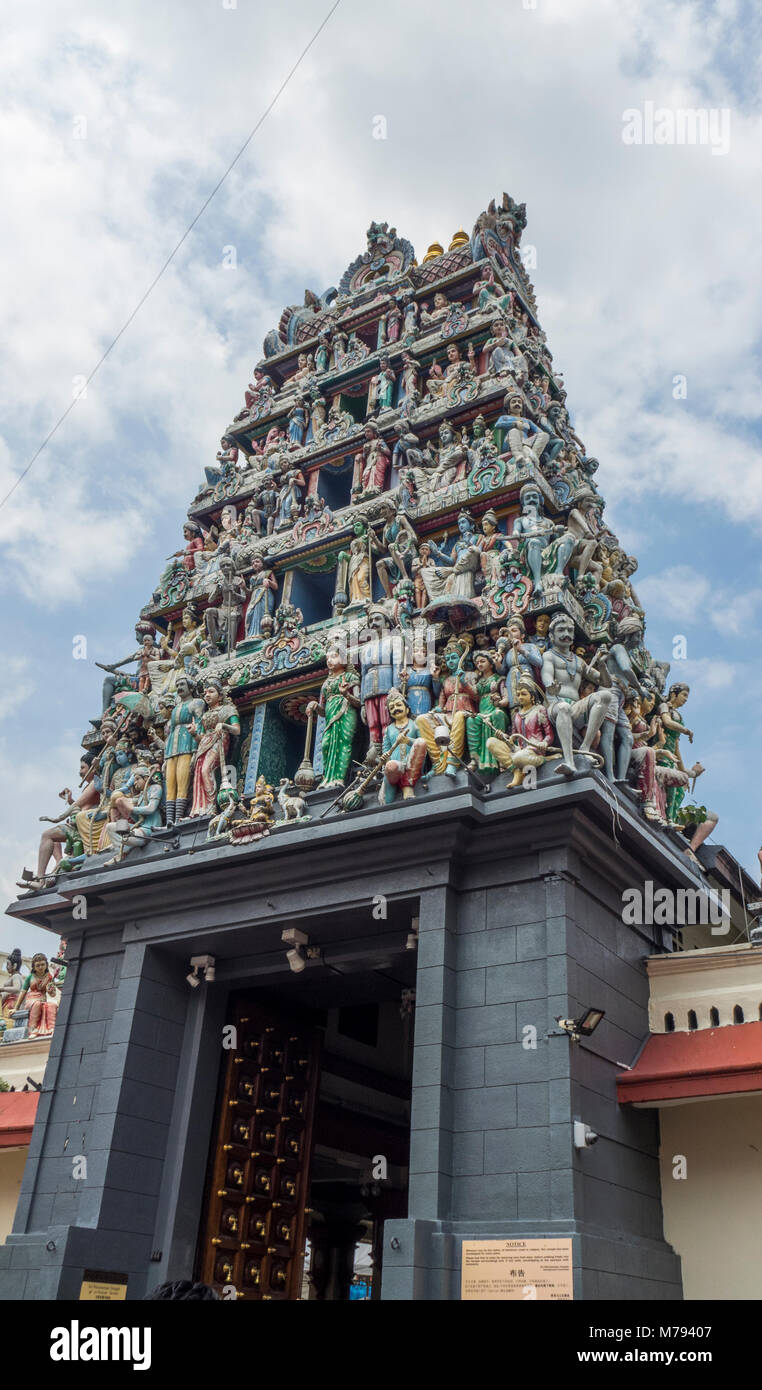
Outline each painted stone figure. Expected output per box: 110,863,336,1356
511,483,575,596
416,636,479,777
306,648,361,789
493,394,549,465
104,766,164,864
356,424,391,496
163,676,204,824
190,680,241,818
495,616,545,710
419,511,481,603
466,650,508,771
14,954,59,1039
358,609,403,757
486,676,555,786
97,630,158,713
379,689,427,804
21,752,99,889
204,556,248,655
245,556,278,639
399,643,439,718
541,614,614,776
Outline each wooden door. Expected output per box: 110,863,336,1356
199,999,321,1300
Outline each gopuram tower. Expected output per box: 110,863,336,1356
6,193,718,1301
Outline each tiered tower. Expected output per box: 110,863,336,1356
7,194,715,1301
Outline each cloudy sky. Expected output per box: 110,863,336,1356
2,0,760,955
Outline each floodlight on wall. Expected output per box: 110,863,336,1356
551,1007,605,1042
186,954,216,988
282,927,321,974
406,916,420,951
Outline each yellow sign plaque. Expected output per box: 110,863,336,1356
461,1238,573,1300
79,1269,128,1301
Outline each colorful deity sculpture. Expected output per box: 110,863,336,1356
97,629,158,713
486,676,556,786
244,556,278,640
511,483,575,597
541,613,614,776
189,680,241,818
379,689,428,803
416,636,479,777
493,393,549,465
163,675,204,824
104,766,164,864
358,609,403,758
356,423,391,497
466,649,508,771
306,647,361,789
14,954,59,1039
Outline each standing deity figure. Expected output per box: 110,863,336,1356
204,555,248,655
477,509,508,586
466,650,509,771
399,642,439,718
358,609,403,759
654,683,702,823
597,632,647,782
287,397,309,448
541,614,614,776
625,694,664,821
306,648,361,789
163,675,204,824
401,294,419,343
416,636,479,778
485,318,526,379
486,676,555,786
315,333,331,373
379,689,428,804
14,954,59,1039
367,354,396,416
104,766,164,864
493,393,549,464
373,502,419,598
276,465,306,528
97,630,158,713
511,483,575,596
189,680,240,818
244,556,278,639
344,536,372,605
356,423,391,497
419,511,483,605
398,352,420,412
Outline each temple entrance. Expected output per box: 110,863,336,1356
197,969,414,1300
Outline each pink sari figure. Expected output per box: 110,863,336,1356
15,954,58,1038
189,681,241,818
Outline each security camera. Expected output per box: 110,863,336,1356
573,1120,599,1149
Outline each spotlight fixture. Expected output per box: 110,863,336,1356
406,916,420,951
282,927,319,974
551,1007,605,1042
186,954,216,988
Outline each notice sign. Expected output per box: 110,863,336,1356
79,1269,128,1301
461,1238,573,1300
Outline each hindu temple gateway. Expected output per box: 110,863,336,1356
5,193,759,1301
